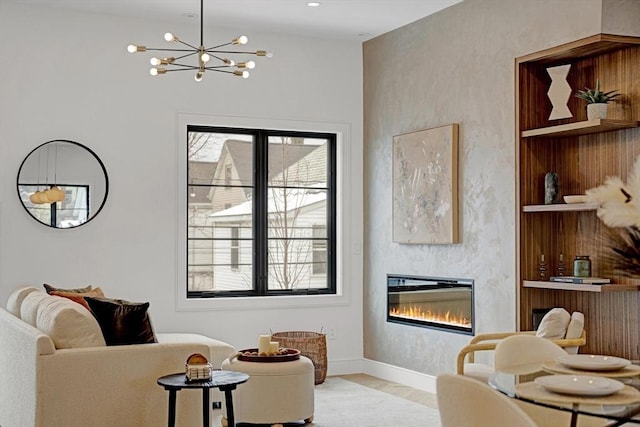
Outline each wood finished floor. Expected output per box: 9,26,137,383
336,374,439,410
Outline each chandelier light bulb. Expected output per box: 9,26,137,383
194,71,203,82
233,35,248,45
150,57,161,66
127,44,146,53
234,70,250,78
164,32,176,42
256,50,274,58
150,68,166,76
200,53,210,63
238,61,256,69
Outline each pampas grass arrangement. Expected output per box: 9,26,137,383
586,155,640,277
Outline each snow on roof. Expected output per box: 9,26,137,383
209,186,326,222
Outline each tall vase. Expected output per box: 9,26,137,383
587,103,608,120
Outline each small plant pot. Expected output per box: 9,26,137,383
586,103,608,120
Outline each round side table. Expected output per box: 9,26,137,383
157,370,249,427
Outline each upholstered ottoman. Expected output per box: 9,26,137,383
221,355,314,427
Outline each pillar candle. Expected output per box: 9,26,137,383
269,341,279,354
258,335,271,354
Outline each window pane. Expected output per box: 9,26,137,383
267,239,327,290
268,137,327,187
188,131,253,187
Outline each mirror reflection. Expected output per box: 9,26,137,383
17,140,108,229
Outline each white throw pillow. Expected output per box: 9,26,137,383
535,308,570,340
20,291,50,326
563,311,585,354
6,287,40,317
36,296,106,349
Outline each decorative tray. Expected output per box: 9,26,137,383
237,348,300,363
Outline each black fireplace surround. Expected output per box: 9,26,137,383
387,274,474,335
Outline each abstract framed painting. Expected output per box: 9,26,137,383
392,123,459,244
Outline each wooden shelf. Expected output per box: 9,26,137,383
522,119,640,138
522,203,598,212
523,280,640,293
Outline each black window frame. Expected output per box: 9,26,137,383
186,125,337,298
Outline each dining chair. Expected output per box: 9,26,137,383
457,309,585,380
436,374,538,427
495,334,567,374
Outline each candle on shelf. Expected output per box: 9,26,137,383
258,335,271,354
269,341,279,354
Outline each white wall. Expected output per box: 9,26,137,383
0,1,363,372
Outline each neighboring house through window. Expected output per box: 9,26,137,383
186,126,336,297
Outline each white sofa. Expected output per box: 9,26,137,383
0,288,236,427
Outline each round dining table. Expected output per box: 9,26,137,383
489,368,640,427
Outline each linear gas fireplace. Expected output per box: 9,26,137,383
387,274,474,335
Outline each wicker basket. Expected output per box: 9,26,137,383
271,330,327,384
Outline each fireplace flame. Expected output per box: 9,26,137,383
389,306,471,328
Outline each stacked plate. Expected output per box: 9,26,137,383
556,354,631,372
534,354,632,396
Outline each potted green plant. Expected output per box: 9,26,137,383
574,79,620,120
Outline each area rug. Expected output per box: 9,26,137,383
213,376,441,427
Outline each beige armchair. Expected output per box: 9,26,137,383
457,309,586,380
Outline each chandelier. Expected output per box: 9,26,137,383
127,0,272,81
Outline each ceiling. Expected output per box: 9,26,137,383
9,0,463,41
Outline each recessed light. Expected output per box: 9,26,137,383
307,2,321,7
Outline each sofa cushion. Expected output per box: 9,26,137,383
36,296,106,349
20,291,51,326
44,283,93,294
85,296,157,346
6,287,40,317
535,307,570,340
50,288,105,310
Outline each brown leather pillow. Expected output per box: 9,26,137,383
84,296,157,346
44,284,93,294
50,288,105,310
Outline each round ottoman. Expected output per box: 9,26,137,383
221,355,314,427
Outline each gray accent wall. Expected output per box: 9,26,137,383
362,0,639,375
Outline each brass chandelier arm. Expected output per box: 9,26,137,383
127,0,271,80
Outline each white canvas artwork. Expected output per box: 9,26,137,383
392,124,459,244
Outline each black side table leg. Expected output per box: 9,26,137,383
202,387,210,427
222,387,237,427
168,389,177,427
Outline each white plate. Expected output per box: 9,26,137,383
534,375,624,396
556,354,631,371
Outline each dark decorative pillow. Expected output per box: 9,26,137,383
84,296,157,346
44,284,93,294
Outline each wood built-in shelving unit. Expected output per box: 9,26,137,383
516,34,640,359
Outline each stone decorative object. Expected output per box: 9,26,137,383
544,172,559,204
546,64,573,120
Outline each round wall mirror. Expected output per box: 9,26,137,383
17,140,109,229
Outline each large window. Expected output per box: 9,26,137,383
186,126,336,297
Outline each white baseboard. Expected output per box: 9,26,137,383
326,358,364,376
362,358,437,394
325,358,437,394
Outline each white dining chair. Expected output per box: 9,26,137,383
495,334,567,374
436,373,538,427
